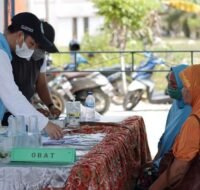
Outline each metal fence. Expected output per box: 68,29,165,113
48,50,200,73
47,50,199,94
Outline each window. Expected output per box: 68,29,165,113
72,17,77,39
84,17,89,33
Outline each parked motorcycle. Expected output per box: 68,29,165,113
45,54,114,114
62,71,114,114
48,73,74,101
47,70,114,114
100,65,132,105
123,53,172,111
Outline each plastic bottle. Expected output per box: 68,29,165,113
66,98,81,128
84,91,95,122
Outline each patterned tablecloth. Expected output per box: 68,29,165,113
0,115,151,190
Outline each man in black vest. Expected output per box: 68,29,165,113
3,21,61,124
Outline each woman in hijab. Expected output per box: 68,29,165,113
135,64,191,190
150,64,200,190
153,64,191,167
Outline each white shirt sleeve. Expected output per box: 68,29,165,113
40,56,47,73
0,50,48,130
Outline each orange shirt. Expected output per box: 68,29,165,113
172,116,200,161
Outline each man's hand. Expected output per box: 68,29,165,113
44,121,64,139
49,105,61,118
37,108,50,117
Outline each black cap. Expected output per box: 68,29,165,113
41,21,59,53
11,12,52,49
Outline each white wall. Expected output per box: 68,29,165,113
56,18,72,47
89,17,104,35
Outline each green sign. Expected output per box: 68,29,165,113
11,147,76,163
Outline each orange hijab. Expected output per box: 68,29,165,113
180,64,200,115
172,65,200,161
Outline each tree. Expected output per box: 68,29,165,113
92,0,160,50
163,0,200,38
164,0,200,13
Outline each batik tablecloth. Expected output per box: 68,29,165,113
65,115,151,190
0,115,151,190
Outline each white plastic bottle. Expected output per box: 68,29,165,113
84,91,95,122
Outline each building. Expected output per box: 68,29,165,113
28,0,104,47
1,0,104,47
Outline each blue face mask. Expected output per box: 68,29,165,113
167,87,182,100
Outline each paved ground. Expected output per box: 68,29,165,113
103,101,171,158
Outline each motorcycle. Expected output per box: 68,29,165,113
47,70,114,114
45,54,114,114
123,53,172,111
62,71,114,114
100,65,132,105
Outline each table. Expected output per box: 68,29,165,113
0,115,151,190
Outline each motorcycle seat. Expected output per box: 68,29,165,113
63,72,91,80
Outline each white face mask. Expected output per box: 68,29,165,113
15,37,34,59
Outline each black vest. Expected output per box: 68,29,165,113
11,52,43,101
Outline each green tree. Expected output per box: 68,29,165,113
92,0,160,50
161,0,200,38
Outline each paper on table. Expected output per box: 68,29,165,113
42,133,106,146
42,136,80,145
